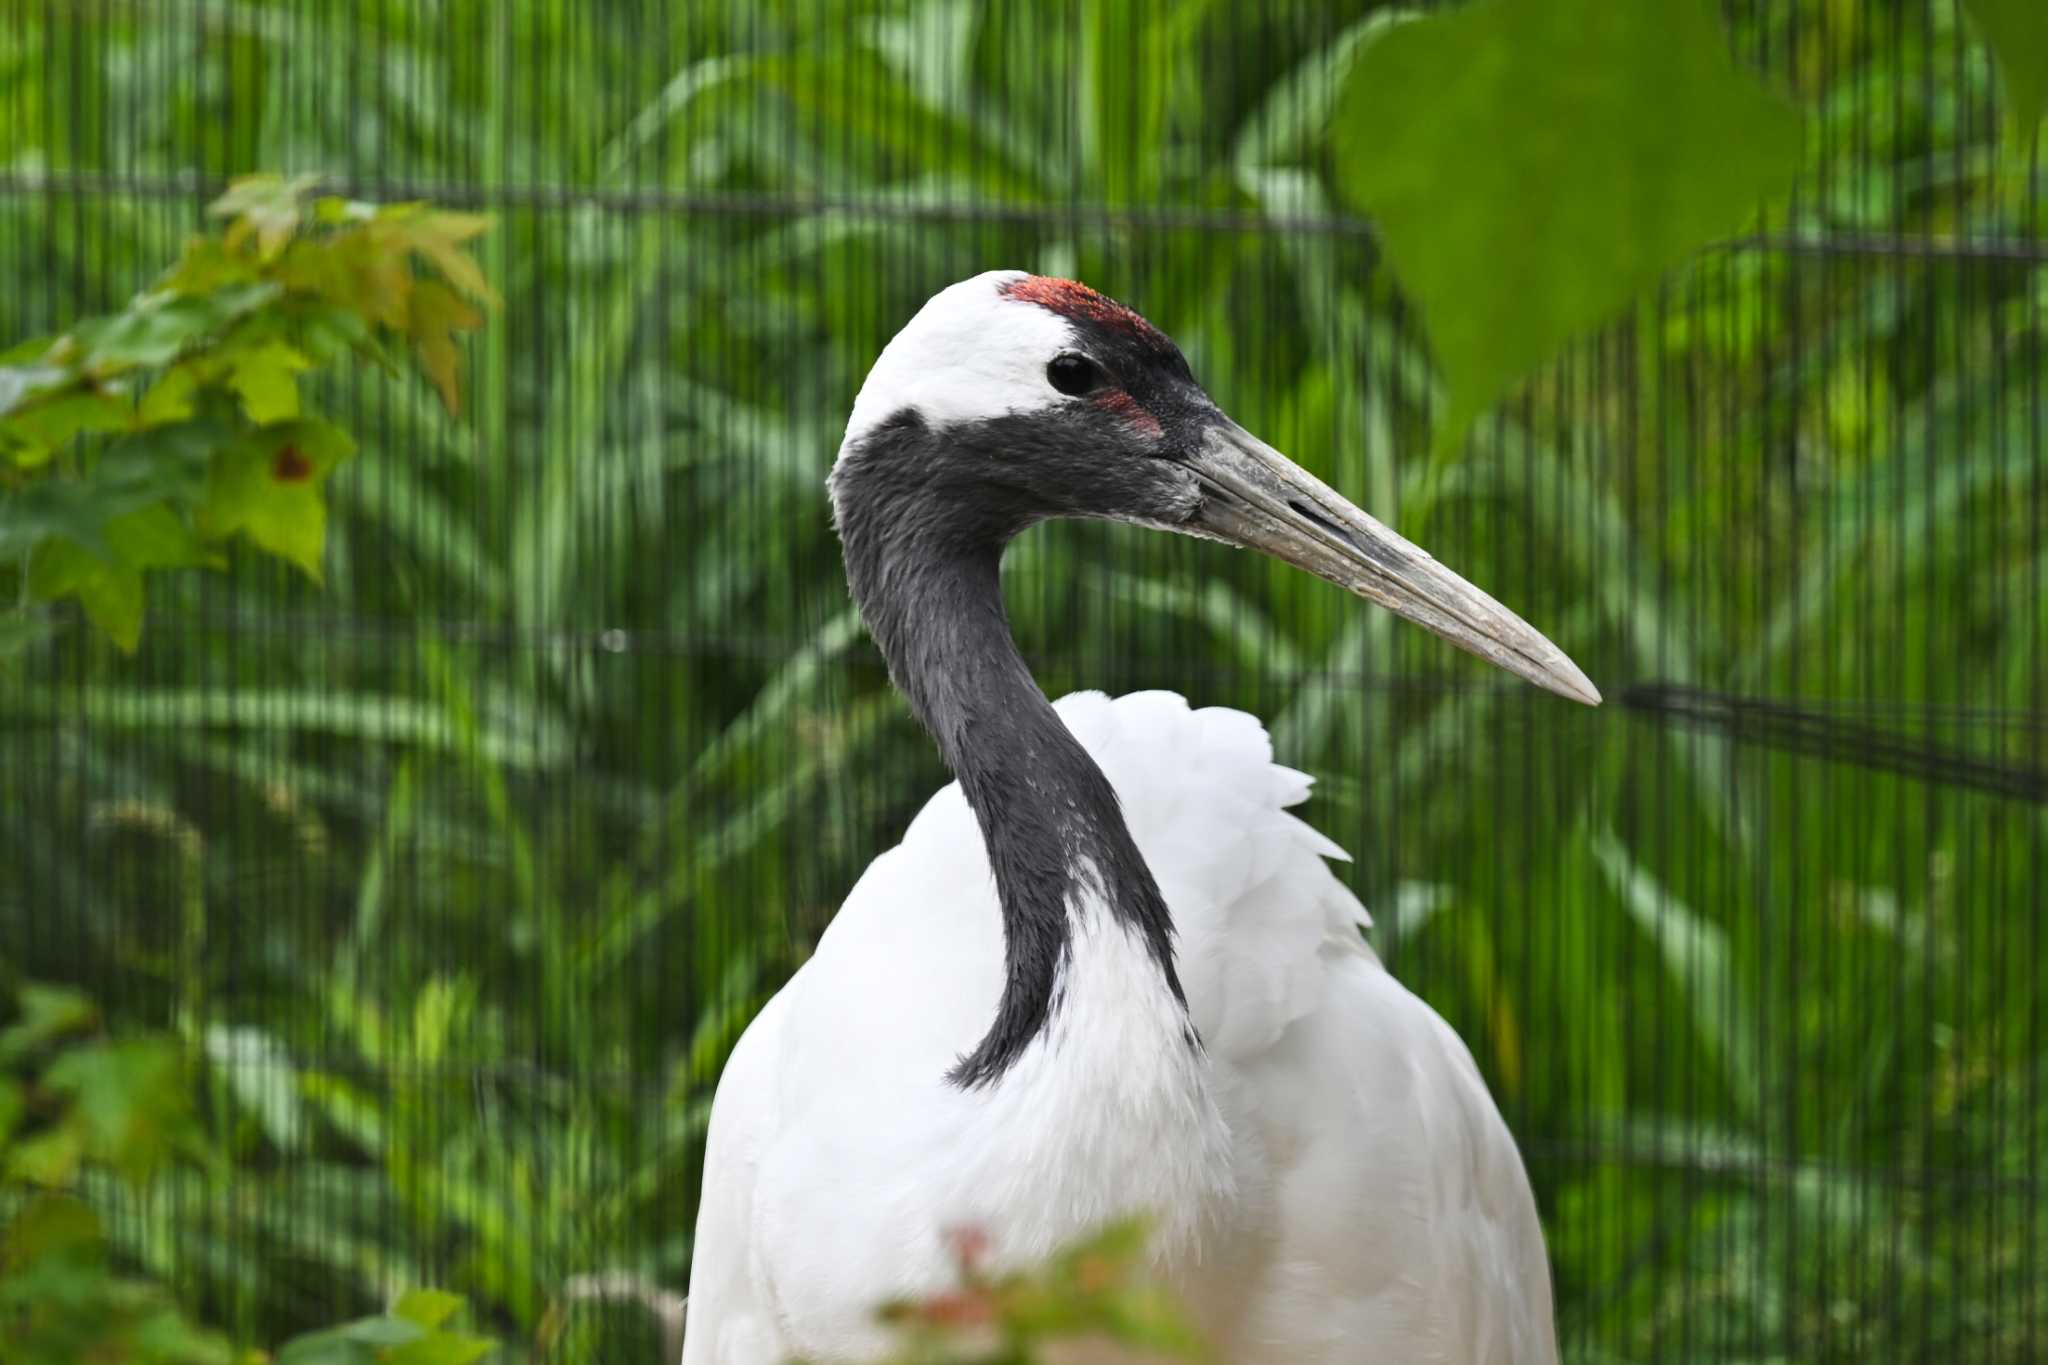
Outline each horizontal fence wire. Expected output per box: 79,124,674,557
4,603,2046,721
6,168,2048,261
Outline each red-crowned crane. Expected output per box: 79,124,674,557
682,272,1600,1364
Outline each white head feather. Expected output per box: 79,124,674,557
839,270,1080,455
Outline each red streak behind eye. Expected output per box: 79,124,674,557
1094,389,1164,438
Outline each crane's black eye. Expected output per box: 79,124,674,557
1046,353,1103,397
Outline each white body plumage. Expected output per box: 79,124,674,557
683,691,1556,1364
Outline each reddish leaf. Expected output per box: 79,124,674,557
408,280,484,415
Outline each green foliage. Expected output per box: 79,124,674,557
1963,0,2048,133
824,1221,1205,1365
0,982,226,1364
271,1288,494,1365
1335,0,1803,451
0,175,491,651
1,984,194,1191
0,982,495,1365
1,1193,237,1365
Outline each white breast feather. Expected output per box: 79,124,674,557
1048,690,1369,1061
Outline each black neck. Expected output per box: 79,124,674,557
833,418,1185,1088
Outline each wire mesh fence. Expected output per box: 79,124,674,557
1,1,2043,1361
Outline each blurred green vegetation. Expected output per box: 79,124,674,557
0,982,500,1365
2,174,493,651
1,1,2044,1362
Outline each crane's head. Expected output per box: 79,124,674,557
832,270,1599,706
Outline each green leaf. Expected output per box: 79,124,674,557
136,365,201,425
6,1123,85,1186
107,501,213,571
201,1025,306,1152
156,235,263,297
336,1317,426,1347
392,1289,463,1331
123,1303,238,1365
28,538,145,651
385,208,498,306
384,1333,494,1365
72,284,280,371
1096,1285,1208,1355
2,417,229,560
274,1326,380,1365
226,340,310,424
0,983,96,1063
25,503,213,651
0,360,73,417
2,388,128,462
407,281,483,415
74,304,213,370
42,1037,193,1183
1334,0,1801,446
1963,0,2048,134
99,417,238,510
0,334,57,364
4,683,572,768
209,172,326,260
0,1193,103,1269
197,419,355,581
298,305,403,373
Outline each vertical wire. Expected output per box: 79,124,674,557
1955,5,1978,1352
1917,5,1938,1358
1882,1,1907,1350
2026,96,2044,1365
1844,0,1865,1341
1779,2,1803,1351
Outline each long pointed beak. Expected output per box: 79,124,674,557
1185,421,1601,706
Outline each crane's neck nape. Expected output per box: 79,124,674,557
833,416,1189,1089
